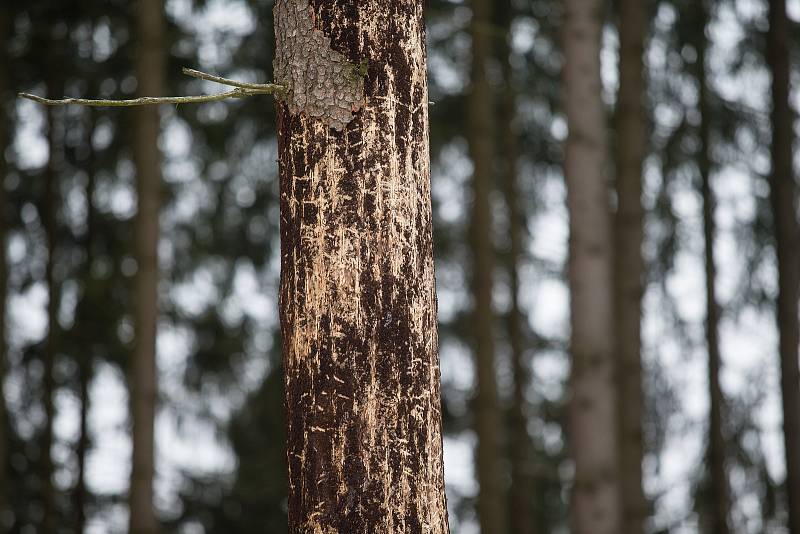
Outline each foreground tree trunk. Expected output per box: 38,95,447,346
274,1,449,532
563,0,621,532
130,0,165,531
614,0,648,532
468,0,506,532
696,3,731,532
497,0,535,530
766,1,800,531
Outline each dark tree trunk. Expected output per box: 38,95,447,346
130,0,165,532
563,0,621,531
497,0,535,531
614,0,648,531
74,108,96,534
0,6,10,528
766,1,800,531
274,1,449,532
696,3,731,532
468,0,506,531
42,82,60,534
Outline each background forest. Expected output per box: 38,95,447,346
0,0,799,533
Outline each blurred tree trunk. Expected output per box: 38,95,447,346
274,1,449,532
468,0,506,532
563,0,621,532
696,2,731,532
614,0,647,532
496,0,535,531
0,6,9,528
766,1,800,531
130,0,165,531
74,108,96,534
42,81,60,534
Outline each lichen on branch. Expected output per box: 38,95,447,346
273,0,366,131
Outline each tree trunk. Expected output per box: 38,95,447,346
696,3,731,532
130,0,165,532
274,1,449,532
42,82,60,534
563,0,621,532
766,1,800,531
467,0,507,531
614,0,647,532
0,6,10,529
497,1,535,531
75,108,96,534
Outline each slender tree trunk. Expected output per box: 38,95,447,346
614,0,647,532
0,6,10,529
696,4,731,532
130,0,165,532
766,1,800,531
497,1,535,531
563,0,621,532
75,109,96,534
42,82,60,534
274,1,449,532
467,0,506,531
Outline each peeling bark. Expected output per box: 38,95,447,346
129,0,165,532
766,1,800,531
614,0,648,531
563,0,621,531
275,1,449,532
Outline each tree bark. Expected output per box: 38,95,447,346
0,6,10,529
614,0,647,532
274,1,449,532
696,3,731,532
563,0,621,532
130,0,165,532
467,0,507,532
497,1,535,531
766,1,800,531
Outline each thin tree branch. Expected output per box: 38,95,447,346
18,68,285,107
181,67,283,93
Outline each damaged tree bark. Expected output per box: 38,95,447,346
274,1,450,532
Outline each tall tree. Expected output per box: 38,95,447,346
563,0,621,531
0,5,10,528
130,0,165,531
766,0,800,531
41,81,60,534
468,0,507,531
274,0,449,531
497,0,535,531
614,0,648,531
694,1,731,532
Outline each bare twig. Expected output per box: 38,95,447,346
18,68,285,107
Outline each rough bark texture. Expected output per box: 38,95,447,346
275,1,449,532
767,1,800,531
130,0,165,532
467,0,507,532
563,0,621,532
0,7,10,528
696,4,731,532
614,0,647,532
42,85,59,534
497,1,535,531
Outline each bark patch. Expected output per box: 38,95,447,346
274,0,365,131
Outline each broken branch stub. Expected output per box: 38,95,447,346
273,0,366,131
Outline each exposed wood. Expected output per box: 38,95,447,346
275,0,450,531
